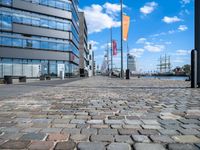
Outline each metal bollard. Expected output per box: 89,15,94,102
191,49,198,88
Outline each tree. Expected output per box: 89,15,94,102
182,64,191,75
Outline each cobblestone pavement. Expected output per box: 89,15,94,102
0,76,199,150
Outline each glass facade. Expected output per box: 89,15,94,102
0,0,80,78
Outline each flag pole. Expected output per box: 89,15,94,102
120,0,124,79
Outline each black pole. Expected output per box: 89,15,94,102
110,27,113,77
191,50,198,88
195,0,200,87
120,0,124,79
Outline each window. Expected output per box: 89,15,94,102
49,61,57,76
48,0,55,7
56,22,64,30
32,40,40,49
57,43,64,51
64,44,69,51
23,17,31,25
13,14,22,23
32,0,39,4
41,41,48,49
48,42,57,50
41,19,48,28
56,1,64,9
2,15,12,30
13,38,22,47
1,0,12,6
64,23,69,31
2,37,12,46
40,0,47,5
32,18,40,26
49,20,56,29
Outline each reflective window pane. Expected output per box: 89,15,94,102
41,19,49,28
13,38,22,47
57,43,64,51
32,40,40,49
56,22,63,30
56,1,64,9
23,17,31,24
41,41,48,49
49,20,56,29
2,15,12,30
2,37,12,46
48,0,55,7
32,19,40,26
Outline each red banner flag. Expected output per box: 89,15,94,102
112,40,117,56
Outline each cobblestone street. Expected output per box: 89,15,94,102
0,76,199,150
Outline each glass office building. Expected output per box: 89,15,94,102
0,0,80,78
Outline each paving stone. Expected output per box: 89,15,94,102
81,128,97,135
160,113,182,120
0,140,31,149
124,120,142,125
105,119,124,125
78,142,106,150
139,129,160,135
111,125,122,129
41,127,62,133
47,133,69,141
123,124,141,129
150,135,174,143
132,135,151,143
70,134,89,142
181,124,200,129
118,129,138,135
134,143,166,150
107,143,131,150
54,141,76,150
158,129,179,135
115,135,134,144
98,129,118,135
62,128,80,134
22,127,41,133
70,119,85,124
29,141,54,150
178,129,200,135
142,119,159,125
172,135,200,143
19,133,46,141
168,144,199,150
86,119,103,124
91,125,109,128
142,125,162,130
178,119,200,124
90,134,114,142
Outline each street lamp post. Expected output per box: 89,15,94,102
120,0,124,79
195,0,200,87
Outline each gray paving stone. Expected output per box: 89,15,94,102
87,120,103,124
90,135,114,142
54,141,76,150
132,135,151,143
81,128,97,135
0,140,31,149
168,144,199,150
115,135,134,144
107,143,131,150
172,135,200,143
19,133,46,141
150,135,174,143
70,134,89,142
118,129,138,135
78,142,106,150
105,119,124,125
134,143,166,150
158,129,179,135
178,129,200,135
62,128,80,134
70,119,85,124
124,120,142,125
98,129,118,135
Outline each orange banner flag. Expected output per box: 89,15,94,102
123,15,130,41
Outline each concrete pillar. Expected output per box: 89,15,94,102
191,50,198,88
195,0,200,87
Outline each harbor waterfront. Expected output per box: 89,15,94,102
0,76,199,150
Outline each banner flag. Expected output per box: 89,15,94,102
123,15,130,41
112,40,117,56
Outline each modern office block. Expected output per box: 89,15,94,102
0,0,80,78
79,12,89,77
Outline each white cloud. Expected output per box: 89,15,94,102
176,50,190,55
140,2,158,15
103,2,122,15
178,25,188,31
181,0,191,4
83,4,121,34
144,44,165,52
129,48,145,58
162,16,182,24
136,38,147,44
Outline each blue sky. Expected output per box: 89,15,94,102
79,0,194,72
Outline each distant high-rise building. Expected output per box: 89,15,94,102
128,54,136,73
0,0,80,78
